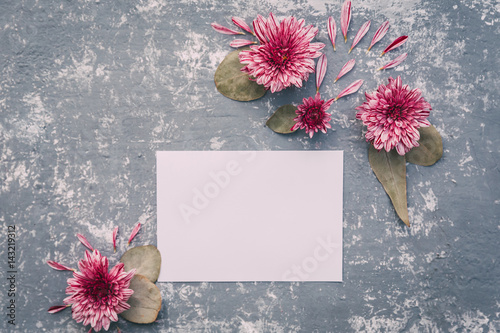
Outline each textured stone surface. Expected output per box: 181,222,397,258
0,0,499,332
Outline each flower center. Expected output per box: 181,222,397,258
388,104,405,121
87,277,114,303
304,106,322,126
269,46,290,68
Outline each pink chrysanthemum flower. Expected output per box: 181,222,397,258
64,250,136,332
239,13,325,93
292,92,334,138
356,76,431,155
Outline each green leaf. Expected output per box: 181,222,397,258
120,245,161,283
214,48,266,101
406,125,443,166
120,274,162,324
368,145,410,227
266,104,298,134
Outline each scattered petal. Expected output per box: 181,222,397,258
334,79,364,101
328,17,337,51
47,260,75,271
349,20,371,53
211,22,244,35
316,54,327,92
128,222,141,246
335,59,356,82
77,233,94,251
378,53,407,70
380,35,408,57
232,17,254,35
341,0,352,43
229,39,257,48
112,226,119,253
367,20,389,52
48,305,71,314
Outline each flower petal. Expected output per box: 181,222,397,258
232,17,254,35
112,226,118,253
76,233,94,251
229,39,257,48
367,20,389,52
335,59,355,83
378,53,408,70
316,54,327,92
349,20,371,53
47,260,75,271
341,0,352,43
128,222,141,246
328,17,337,51
48,305,70,314
211,22,244,35
335,79,364,101
380,35,408,57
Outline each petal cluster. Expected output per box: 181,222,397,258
356,76,431,155
292,93,334,138
64,250,136,332
239,13,324,93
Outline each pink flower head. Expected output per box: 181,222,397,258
356,76,431,155
64,250,136,332
239,13,325,93
292,93,334,138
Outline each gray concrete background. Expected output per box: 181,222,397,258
1,0,499,332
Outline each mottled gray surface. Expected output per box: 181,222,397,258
1,0,499,332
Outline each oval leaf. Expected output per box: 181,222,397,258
368,145,410,226
120,245,161,283
214,48,266,101
406,125,443,166
266,104,298,134
120,274,161,324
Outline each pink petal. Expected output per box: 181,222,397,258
367,20,389,52
112,226,118,253
335,79,364,101
48,305,70,314
316,54,327,92
378,53,407,70
335,59,355,82
341,0,352,43
211,23,244,35
380,35,408,57
232,17,254,35
128,222,141,246
349,20,371,53
328,17,337,51
230,39,256,48
47,260,75,271
76,233,94,251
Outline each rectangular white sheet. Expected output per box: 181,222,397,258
157,151,343,282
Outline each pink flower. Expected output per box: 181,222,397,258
63,250,136,332
239,13,324,93
356,76,431,155
291,93,334,138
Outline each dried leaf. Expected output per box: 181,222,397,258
120,245,162,283
335,59,355,82
349,20,371,53
120,274,161,324
378,53,407,70
369,145,410,226
341,0,352,43
328,17,337,51
211,22,244,35
367,20,389,52
316,54,327,92
406,125,443,166
380,35,408,57
335,79,363,101
266,105,298,134
214,48,267,101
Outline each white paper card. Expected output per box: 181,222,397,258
157,151,343,282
